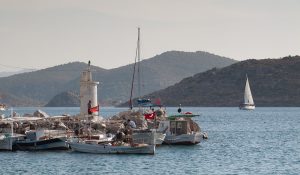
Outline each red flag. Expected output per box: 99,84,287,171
90,105,99,112
144,112,155,120
155,98,162,106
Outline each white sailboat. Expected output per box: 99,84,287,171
239,75,255,110
127,28,166,145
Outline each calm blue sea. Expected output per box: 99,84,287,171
1,107,300,175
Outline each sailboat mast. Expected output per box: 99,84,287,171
137,27,141,99
129,28,140,109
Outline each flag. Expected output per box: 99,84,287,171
144,112,155,120
155,98,162,107
90,105,99,112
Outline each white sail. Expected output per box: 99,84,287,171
244,76,254,105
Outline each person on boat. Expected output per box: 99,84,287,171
88,100,92,115
127,119,136,129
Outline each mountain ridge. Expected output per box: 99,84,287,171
134,55,300,107
0,51,237,106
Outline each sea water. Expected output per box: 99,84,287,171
0,107,299,174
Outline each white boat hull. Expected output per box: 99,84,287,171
163,132,203,145
69,142,155,154
132,131,165,145
240,105,255,110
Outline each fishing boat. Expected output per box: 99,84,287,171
69,122,156,154
157,113,204,145
69,141,155,154
14,129,69,151
69,129,155,154
239,75,255,110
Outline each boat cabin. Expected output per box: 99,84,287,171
158,120,191,136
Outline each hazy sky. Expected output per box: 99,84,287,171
0,0,299,71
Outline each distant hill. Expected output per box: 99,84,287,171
0,69,37,77
0,91,41,107
53,51,236,106
45,91,80,107
0,51,236,106
92,51,236,103
136,56,300,107
0,62,107,106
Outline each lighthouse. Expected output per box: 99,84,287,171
80,61,99,116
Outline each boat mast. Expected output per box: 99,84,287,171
129,29,140,109
137,27,141,100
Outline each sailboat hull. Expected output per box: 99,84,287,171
239,105,255,110
240,75,255,110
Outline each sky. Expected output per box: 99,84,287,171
0,0,299,71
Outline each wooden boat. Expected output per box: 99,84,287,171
132,129,165,146
69,129,156,154
14,130,69,151
69,141,155,154
157,113,204,145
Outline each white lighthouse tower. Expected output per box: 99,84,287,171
80,61,99,116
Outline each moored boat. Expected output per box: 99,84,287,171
157,113,204,145
69,141,155,154
14,130,69,151
69,126,156,154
